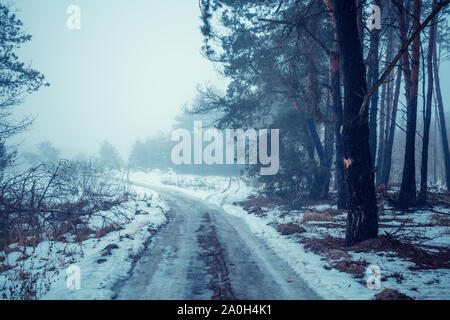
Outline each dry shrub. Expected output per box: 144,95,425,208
75,225,96,242
302,211,338,223
0,160,129,247
277,223,306,235
427,191,450,208
2,245,21,255
430,213,450,226
0,160,129,299
0,264,13,273
238,194,284,209
95,224,121,238
328,259,369,279
393,217,414,224
375,289,413,300
348,235,450,270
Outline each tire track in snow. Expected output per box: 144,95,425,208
117,180,320,300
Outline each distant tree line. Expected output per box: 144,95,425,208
128,113,242,176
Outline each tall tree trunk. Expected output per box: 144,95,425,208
333,0,378,246
322,121,334,198
368,0,381,166
376,81,387,184
433,26,450,191
418,0,437,206
434,105,438,185
306,53,330,200
356,0,364,49
398,0,421,209
377,20,395,185
381,66,402,185
324,0,347,209
291,96,326,198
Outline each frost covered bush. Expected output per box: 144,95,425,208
0,160,128,249
0,159,130,299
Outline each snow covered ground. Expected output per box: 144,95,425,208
131,170,450,300
240,203,450,300
1,169,448,300
130,171,373,299
0,186,169,300
129,169,234,200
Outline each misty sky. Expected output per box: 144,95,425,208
8,1,450,161
11,0,226,159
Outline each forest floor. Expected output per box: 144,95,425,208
0,186,169,300
1,169,448,300
236,194,450,300
113,183,319,300
129,170,450,300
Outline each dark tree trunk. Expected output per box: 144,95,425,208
381,67,402,185
434,112,438,185
433,27,450,191
306,118,325,163
329,51,347,207
306,53,330,200
377,19,395,185
333,0,378,246
356,0,364,49
324,0,348,209
418,0,437,206
398,0,421,209
291,97,325,198
322,121,334,199
368,0,381,166
376,81,386,185
307,116,330,200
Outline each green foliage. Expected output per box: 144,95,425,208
0,3,48,171
195,0,334,197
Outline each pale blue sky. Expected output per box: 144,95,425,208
11,0,226,159
7,1,450,161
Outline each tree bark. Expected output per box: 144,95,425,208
376,21,395,185
356,0,364,49
381,66,402,185
418,0,437,206
377,19,395,185
368,0,382,166
306,52,330,200
323,121,334,198
333,0,378,246
324,0,347,209
376,80,387,184
433,25,450,191
398,0,421,209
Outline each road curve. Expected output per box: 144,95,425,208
113,182,320,300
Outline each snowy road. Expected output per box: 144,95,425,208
113,182,320,300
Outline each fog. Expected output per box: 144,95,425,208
11,0,226,160
1,0,450,301
6,0,450,167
